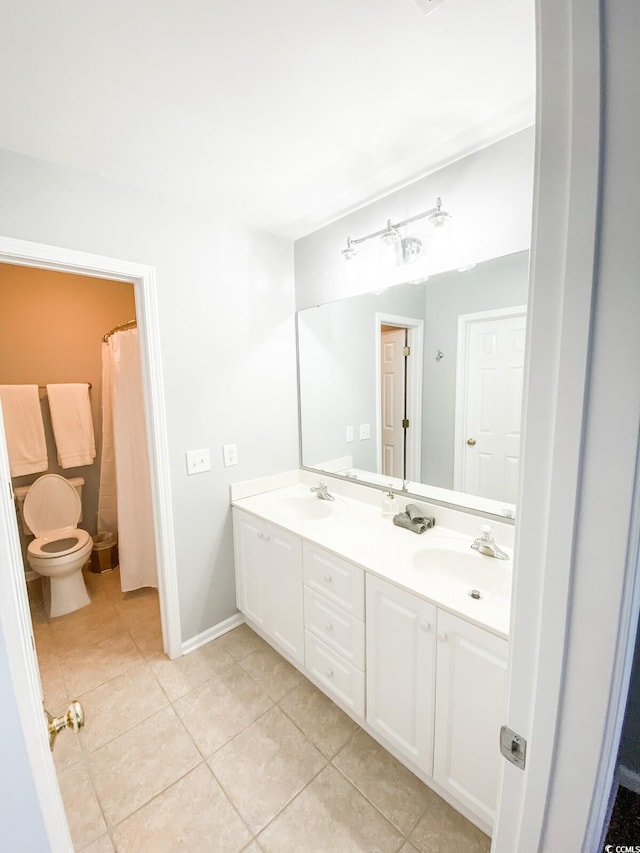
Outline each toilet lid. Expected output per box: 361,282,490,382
28,528,92,559
23,474,82,537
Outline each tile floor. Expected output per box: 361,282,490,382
29,567,490,852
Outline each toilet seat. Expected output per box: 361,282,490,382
23,473,82,536
28,527,92,559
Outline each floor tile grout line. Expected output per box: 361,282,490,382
104,759,211,840
330,758,417,841
200,758,265,845
273,685,359,761
193,701,276,764
246,751,333,842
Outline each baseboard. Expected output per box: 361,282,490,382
181,612,245,656
617,763,640,794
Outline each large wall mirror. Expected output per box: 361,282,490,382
297,250,529,519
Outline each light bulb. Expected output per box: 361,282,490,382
340,238,359,284
379,223,401,268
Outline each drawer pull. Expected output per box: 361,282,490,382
323,575,333,584
325,623,334,632
420,622,431,632
326,668,334,678
437,631,448,642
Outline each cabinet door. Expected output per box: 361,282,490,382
433,609,508,828
233,509,268,630
366,575,437,776
267,525,304,665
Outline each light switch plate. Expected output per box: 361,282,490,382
346,425,354,442
223,443,238,467
359,424,371,440
186,448,211,475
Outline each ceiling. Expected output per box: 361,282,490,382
0,0,535,239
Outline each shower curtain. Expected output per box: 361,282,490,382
98,328,157,591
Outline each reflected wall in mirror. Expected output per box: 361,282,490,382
298,250,529,518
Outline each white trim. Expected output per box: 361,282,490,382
181,612,245,656
0,235,182,849
493,0,603,848
453,305,527,494
374,313,424,482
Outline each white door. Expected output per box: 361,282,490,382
380,327,406,479
232,509,268,631
0,400,73,848
366,575,437,775
433,610,508,828
233,509,304,664
267,524,304,664
455,308,527,502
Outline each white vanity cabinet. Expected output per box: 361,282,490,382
366,574,437,776
232,508,304,664
365,574,507,828
232,494,510,833
433,609,508,827
303,542,366,718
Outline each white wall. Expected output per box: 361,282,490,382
0,148,299,642
298,285,426,470
294,127,535,311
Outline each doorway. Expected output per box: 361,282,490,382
375,313,424,485
0,235,180,850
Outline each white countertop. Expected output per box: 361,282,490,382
232,480,512,640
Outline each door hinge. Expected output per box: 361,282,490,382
402,419,410,429
403,345,411,357
500,725,527,770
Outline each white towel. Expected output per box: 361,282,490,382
0,385,48,476
47,383,96,468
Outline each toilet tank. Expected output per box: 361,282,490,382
14,477,85,535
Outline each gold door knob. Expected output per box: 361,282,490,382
466,438,477,446
45,700,85,751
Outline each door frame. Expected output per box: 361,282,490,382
374,313,424,483
0,235,182,848
453,305,527,496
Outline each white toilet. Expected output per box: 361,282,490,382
24,474,93,618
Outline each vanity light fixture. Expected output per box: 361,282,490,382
340,197,452,270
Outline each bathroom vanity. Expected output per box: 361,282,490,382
231,473,512,836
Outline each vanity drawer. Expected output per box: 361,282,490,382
304,630,365,718
304,586,365,669
303,542,365,619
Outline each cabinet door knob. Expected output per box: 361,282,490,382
437,631,448,642
467,437,477,446
323,575,333,584
420,622,431,632
325,623,334,632
326,669,334,678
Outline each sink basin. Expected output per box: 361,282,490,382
401,536,512,598
270,494,339,521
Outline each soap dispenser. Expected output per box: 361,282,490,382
382,485,397,517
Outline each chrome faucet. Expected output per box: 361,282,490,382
310,480,335,501
471,524,509,560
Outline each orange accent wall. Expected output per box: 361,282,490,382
0,263,136,535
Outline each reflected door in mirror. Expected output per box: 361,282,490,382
455,308,526,503
381,327,407,479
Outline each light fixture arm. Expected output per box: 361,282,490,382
347,197,449,249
